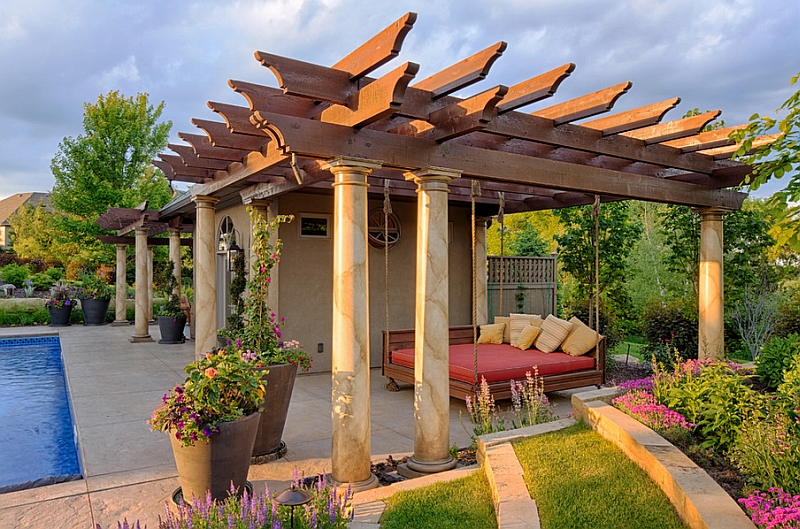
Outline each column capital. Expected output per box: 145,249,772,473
243,198,273,210
321,156,383,174
693,206,730,220
192,194,220,209
168,227,181,235
134,226,148,235
115,242,128,250
404,166,461,190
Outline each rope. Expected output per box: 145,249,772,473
384,180,392,363
471,180,481,387
593,195,601,349
497,192,506,316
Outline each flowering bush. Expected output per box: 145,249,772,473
739,487,800,529
44,280,75,309
149,349,265,447
220,207,311,371
616,376,655,394
612,390,694,436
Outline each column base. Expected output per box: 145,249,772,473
130,334,153,343
111,320,129,327
406,455,457,474
334,472,379,493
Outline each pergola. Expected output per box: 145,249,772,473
135,12,774,489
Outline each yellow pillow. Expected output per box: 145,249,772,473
560,316,602,356
509,313,543,344
533,314,574,353
493,316,511,343
512,325,541,350
477,323,505,345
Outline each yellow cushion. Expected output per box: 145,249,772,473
509,313,543,344
534,314,574,353
560,316,602,356
512,324,541,350
493,316,511,343
477,323,505,345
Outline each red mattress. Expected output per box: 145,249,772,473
390,343,596,385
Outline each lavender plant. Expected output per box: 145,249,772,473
509,367,554,428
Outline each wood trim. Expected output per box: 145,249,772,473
332,12,417,80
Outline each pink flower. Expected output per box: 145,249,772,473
270,253,277,259
260,267,267,273
204,367,218,378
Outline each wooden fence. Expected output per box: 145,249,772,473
487,254,557,319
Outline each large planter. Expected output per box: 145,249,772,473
253,363,298,459
169,411,260,502
48,304,73,327
80,298,110,326
158,315,187,344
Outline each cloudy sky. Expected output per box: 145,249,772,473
1,0,798,201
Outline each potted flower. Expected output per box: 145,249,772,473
78,271,112,325
45,280,75,326
149,348,265,501
157,261,187,344
220,207,311,461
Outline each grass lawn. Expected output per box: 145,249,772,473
514,422,688,529
380,468,497,529
611,340,647,362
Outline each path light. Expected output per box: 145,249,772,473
275,483,313,529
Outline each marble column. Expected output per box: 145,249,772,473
322,156,382,492
193,195,220,358
404,166,461,474
147,245,155,323
112,243,128,326
130,227,152,342
169,228,182,291
475,217,489,326
697,207,726,360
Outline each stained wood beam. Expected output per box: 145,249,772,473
620,111,720,144
98,235,193,247
317,62,419,128
178,133,249,162
255,52,355,105
153,160,176,181
534,81,632,124
411,41,507,98
497,63,575,114
229,80,323,118
698,133,781,160
390,85,508,142
662,124,747,153
332,12,417,80
582,97,680,136
157,155,213,184
193,140,290,196
238,160,331,202
192,119,269,151
207,102,263,136
169,144,230,170
246,111,745,209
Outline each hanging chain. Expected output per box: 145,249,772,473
471,180,482,387
497,191,506,316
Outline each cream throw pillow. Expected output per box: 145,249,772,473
477,323,505,345
509,313,543,344
534,314,574,353
494,316,511,343
560,317,602,356
512,324,541,350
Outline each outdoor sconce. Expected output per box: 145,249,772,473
227,240,242,273
274,483,313,529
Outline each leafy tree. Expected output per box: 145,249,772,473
487,211,560,256
554,201,642,325
48,91,172,268
508,223,549,257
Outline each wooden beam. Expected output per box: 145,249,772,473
238,160,331,201
207,102,263,136
662,124,747,153
582,97,680,136
533,81,632,124
229,80,323,118
153,160,176,181
698,133,781,160
158,154,214,178
98,235,193,246
332,12,417,80
317,62,419,128
169,144,230,170
497,63,575,113
246,111,746,209
255,51,354,105
411,41,507,98
178,133,248,162
620,111,720,144
192,140,290,196
192,119,269,151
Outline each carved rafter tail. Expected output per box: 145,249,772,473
333,12,417,80
192,118,269,151
582,97,681,136
178,133,248,162
317,61,420,128
153,160,175,180
534,81,632,124
411,41,507,98
207,102,263,136
497,63,576,114
255,51,354,105
698,133,782,160
228,80,323,118
408,85,509,142
620,110,721,144
169,144,230,170
662,124,747,153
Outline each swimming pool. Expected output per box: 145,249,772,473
0,335,82,492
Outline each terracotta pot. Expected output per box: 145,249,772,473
48,304,73,326
169,411,260,501
80,298,110,326
158,315,187,344
253,363,298,457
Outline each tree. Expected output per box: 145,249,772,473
486,211,560,255
508,223,549,257
48,91,172,268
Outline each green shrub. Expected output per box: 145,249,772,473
774,289,800,338
756,334,800,391
44,267,64,282
642,299,698,363
30,272,55,291
0,263,30,287
0,306,49,326
778,354,800,397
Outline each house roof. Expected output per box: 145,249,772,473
151,12,776,217
0,192,50,226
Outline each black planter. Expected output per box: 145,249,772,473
80,298,110,326
252,363,297,460
158,315,187,344
48,304,74,327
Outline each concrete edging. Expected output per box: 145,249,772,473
571,389,756,529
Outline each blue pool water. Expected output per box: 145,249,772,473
0,336,82,492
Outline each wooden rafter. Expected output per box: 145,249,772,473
533,82,632,124
698,133,782,160
661,124,747,153
229,80,322,118
169,144,230,170
192,119,269,151
497,63,575,114
332,12,417,80
620,111,720,144
411,41,507,98
208,102,263,136
178,133,249,162
582,97,680,136
256,52,355,105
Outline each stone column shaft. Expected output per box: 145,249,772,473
697,208,725,360
475,217,489,326
194,195,220,357
405,167,460,474
323,157,381,492
169,228,182,293
112,243,128,326
147,245,155,323
130,228,152,342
